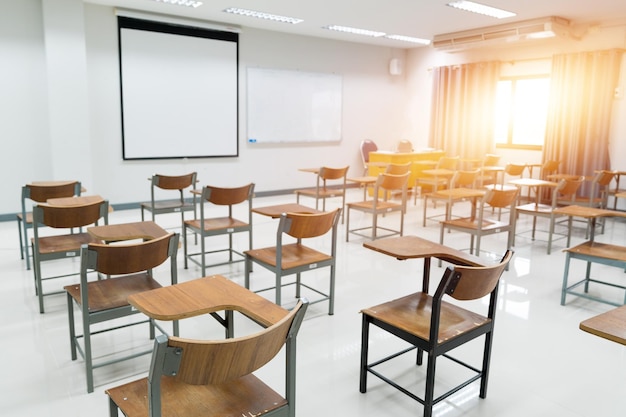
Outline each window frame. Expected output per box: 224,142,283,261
494,74,551,151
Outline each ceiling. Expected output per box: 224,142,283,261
86,0,626,49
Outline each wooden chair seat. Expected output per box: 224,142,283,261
246,243,333,270
65,273,162,313
362,292,491,345
147,199,195,211
17,212,33,224
34,233,99,254
185,217,249,232
348,199,402,212
515,202,554,215
296,188,345,198
441,217,510,232
107,373,286,417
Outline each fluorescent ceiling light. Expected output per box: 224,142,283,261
150,0,203,8
385,34,431,45
223,7,303,24
447,1,516,19
323,25,385,37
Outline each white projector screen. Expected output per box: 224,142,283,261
118,17,238,159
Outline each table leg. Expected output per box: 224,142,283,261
561,253,572,305
422,257,431,293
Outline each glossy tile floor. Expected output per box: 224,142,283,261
2,190,626,417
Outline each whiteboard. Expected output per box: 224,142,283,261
247,68,342,143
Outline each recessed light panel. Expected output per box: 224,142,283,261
323,25,385,38
223,7,303,24
385,34,431,45
151,0,203,8
447,1,516,19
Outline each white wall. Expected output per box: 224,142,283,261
1,1,411,215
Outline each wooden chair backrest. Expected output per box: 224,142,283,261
484,187,519,209
360,140,378,164
541,160,560,177
441,250,513,301
34,200,108,229
396,140,413,153
385,162,411,175
153,173,196,190
555,177,585,203
483,154,501,167
85,233,177,275
166,300,306,385
319,166,349,181
204,183,254,206
593,170,615,187
283,209,340,239
25,181,80,202
451,169,480,188
504,163,526,177
377,172,410,193
437,156,460,170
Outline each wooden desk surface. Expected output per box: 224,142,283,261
252,203,322,218
564,241,626,263
553,205,626,219
88,221,168,242
364,235,485,293
509,178,558,187
46,195,103,207
546,174,588,181
128,275,288,327
580,305,626,345
348,176,377,184
422,168,456,177
364,235,484,266
431,188,486,199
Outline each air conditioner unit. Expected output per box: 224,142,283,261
432,16,571,52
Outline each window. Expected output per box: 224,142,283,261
494,76,550,149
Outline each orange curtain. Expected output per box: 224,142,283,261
544,49,623,180
429,61,500,159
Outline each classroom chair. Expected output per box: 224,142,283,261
17,181,82,270
105,299,308,417
31,198,108,313
184,183,254,277
359,251,513,417
64,232,179,393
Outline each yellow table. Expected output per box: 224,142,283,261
368,150,445,191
